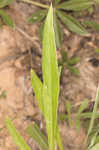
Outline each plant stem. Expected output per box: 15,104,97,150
20,0,49,9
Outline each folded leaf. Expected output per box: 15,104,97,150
0,0,13,8
57,0,93,11
56,10,89,36
28,9,47,24
5,116,31,150
0,10,14,27
26,123,48,150
42,5,59,150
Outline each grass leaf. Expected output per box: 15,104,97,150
42,5,60,150
5,116,31,150
68,57,80,65
31,69,43,113
86,85,99,143
66,65,80,75
65,101,73,127
56,126,64,150
76,99,88,131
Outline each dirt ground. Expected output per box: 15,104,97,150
0,1,99,150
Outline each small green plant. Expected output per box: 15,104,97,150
0,89,7,99
5,3,99,150
0,0,14,27
21,0,98,48
59,50,80,76
5,5,63,150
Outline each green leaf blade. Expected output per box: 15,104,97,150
57,0,94,11
5,116,31,150
42,84,54,150
56,10,89,36
31,69,43,113
87,85,99,142
28,9,47,24
53,13,63,49
65,101,73,127
76,99,88,131
68,57,80,65
42,5,59,150
0,10,14,28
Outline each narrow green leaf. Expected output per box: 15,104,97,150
0,10,14,28
26,123,48,150
65,101,73,127
0,90,7,99
42,5,59,150
68,57,80,65
42,84,54,150
67,65,80,75
57,0,93,11
76,99,88,131
77,99,89,115
83,21,99,30
28,9,47,24
86,85,99,143
80,112,99,119
5,116,31,150
56,126,64,150
56,10,89,36
31,69,43,113
53,13,62,49
61,51,68,63
0,0,13,8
